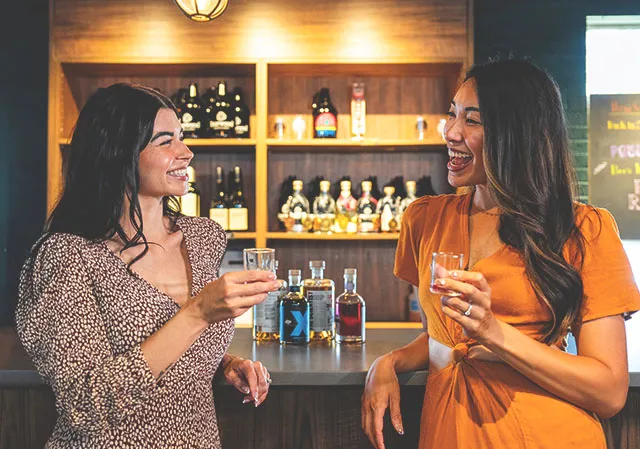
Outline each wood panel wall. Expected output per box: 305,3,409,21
51,0,471,63
2,386,639,449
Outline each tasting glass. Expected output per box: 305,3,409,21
243,248,276,272
430,252,465,297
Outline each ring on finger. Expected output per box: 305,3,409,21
463,302,473,316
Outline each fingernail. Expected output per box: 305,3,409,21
436,278,446,286
243,398,251,404
269,273,276,280
243,387,250,394
398,429,404,435
451,271,459,278
272,281,281,289
254,401,260,408
254,393,259,403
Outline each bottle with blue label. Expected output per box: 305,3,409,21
313,88,338,138
279,269,310,345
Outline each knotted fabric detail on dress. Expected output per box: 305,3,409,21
452,342,469,363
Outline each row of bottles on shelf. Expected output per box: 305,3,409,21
178,165,249,231
254,260,366,345
277,176,436,234
173,81,251,139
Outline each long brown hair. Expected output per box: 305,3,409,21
466,59,588,344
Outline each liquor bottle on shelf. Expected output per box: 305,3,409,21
335,180,358,234
179,83,205,139
277,175,296,230
208,81,234,138
351,82,366,140
303,260,335,342
357,180,379,233
398,180,418,227
416,116,427,140
312,180,336,233
231,87,251,138
253,261,287,342
313,88,338,138
228,166,248,231
279,269,309,345
209,165,229,231
172,88,188,114
377,185,400,233
416,175,437,197
284,179,311,233
180,166,201,217
335,268,366,344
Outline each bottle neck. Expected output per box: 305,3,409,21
310,268,324,280
344,276,357,293
189,84,197,98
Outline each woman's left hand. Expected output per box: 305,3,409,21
222,355,271,406
437,270,500,344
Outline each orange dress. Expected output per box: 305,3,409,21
394,192,640,449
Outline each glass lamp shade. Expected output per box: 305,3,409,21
174,0,229,22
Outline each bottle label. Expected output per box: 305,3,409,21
228,208,248,231
280,301,309,343
308,289,334,332
255,291,280,332
209,119,235,131
314,113,337,138
181,193,199,217
209,208,229,230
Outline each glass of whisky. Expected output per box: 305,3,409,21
430,252,465,297
243,248,276,272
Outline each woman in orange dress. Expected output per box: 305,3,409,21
361,59,640,449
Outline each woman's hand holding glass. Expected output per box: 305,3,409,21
438,269,499,343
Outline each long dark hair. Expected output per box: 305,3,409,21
466,59,588,344
43,83,181,268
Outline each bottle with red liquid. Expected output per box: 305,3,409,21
335,268,366,343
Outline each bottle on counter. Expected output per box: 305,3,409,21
253,261,287,341
228,166,248,231
351,82,366,140
285,179,311,233
335,179,357,234
280,269,310,345
303,260,335,342
179,83,205,139
208,81,234,138
357,180,378,233
398,180,418,227
377,185,399,233
180,166,201,217
231,87,251,138
313,87,338,138
312,180,336,234
209,165,229,230
335,268,366,344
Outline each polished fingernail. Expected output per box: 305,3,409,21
436,278,446,286
243,387,250,394
254,393,259,402
242,398,251,404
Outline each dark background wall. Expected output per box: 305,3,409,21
1,0,49,325
1,0,639,324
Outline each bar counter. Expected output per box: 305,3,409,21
1,326,639,449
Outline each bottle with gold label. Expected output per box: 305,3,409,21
180,166,201,217
303,260,335,342
228,166,248,231
398,180,418,227
179,83,204,139
209,166,229,230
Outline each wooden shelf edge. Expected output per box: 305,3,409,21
267,139,446,149
58,138,257,147
234,322,422,329
266,232,399,241
226,232,257,240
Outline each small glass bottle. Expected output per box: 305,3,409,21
312,180,336,234
209,165,229,230
398,180,417,228
335,268,366,344
357,181,378,233
303,260,335,342
285,180,311,233
280,269,309,345
253,261,287,342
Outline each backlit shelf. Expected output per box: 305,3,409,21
59,138,257,147
266,232,399,241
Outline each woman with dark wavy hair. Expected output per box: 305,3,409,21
16,83,277,448
362,59,640,448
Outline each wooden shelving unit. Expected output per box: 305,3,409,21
266,232,400,241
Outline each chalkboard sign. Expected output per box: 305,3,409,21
589,94,640,239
